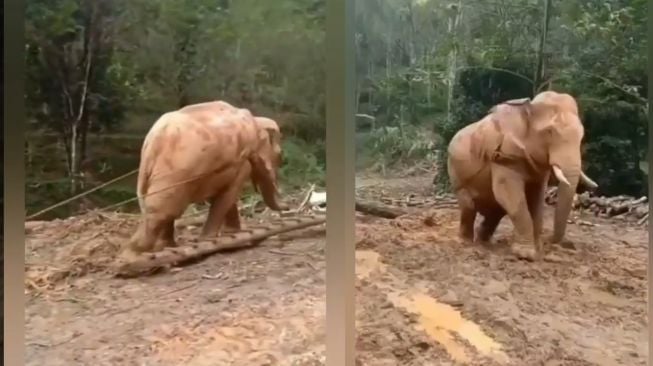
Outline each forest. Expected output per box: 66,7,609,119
355,0,648,195
25,0,647,219
25,0,326,218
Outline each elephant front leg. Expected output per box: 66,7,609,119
526,180,547,258
201,167,251,238
491,166,538,260
223,203,242,233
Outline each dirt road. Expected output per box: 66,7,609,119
25,174,648,365
354,174,648,366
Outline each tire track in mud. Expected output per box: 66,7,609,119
355,209,648,365
356,249,509,365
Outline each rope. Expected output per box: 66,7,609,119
26,169,139,220
96,168,222,213
26,162,240,221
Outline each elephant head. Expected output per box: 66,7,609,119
249,116,288,211
528,91,597,243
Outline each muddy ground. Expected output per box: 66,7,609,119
25,173,648,365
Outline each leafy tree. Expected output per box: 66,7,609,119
356,0,647,196
25,0,327,217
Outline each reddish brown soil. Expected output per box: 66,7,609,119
25,174,648,365
354,175,648,366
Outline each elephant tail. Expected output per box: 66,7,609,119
136,159,150,215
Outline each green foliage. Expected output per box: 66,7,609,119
25,0,326,217
584,136,646,197
356,0,647,196
358,124,437,174
278,137,325,191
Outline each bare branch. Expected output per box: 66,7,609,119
455,65,534,85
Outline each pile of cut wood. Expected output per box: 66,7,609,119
545,188,649,225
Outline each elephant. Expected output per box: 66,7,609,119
125,100,288,254
446,91,598,260
203,113,285,233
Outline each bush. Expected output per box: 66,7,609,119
357,124,437,174
277,137,325,191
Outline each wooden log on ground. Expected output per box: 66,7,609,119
114,214,326,278
546,187,648,223
355,200,407,219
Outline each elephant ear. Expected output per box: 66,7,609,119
523,100,558,135
253,117,282,171
255,117,281,143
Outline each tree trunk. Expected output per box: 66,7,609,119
25,140,33,169
59,129,73,179
406,0,417,66
70,123,79,194
533,0,552,94
445,1,463,123
78,115,91,190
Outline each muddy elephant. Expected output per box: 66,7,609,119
209,114,285,233
126,101,287,254
446,91,597,260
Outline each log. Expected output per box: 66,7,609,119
355,200,407,219
637,212,649,225
547,186,648,223
114,214,326,278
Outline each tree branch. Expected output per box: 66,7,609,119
76,38,93,125
579,71,647,105
455,65,534,85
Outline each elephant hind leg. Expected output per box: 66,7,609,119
476,207,506,245
153,218,176,252
128,213,176,253
455,189,477,244
201,165,251,238
525,180,547,253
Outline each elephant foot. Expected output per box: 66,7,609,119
474,229,494,247
458,227,475,245
117,246,141,262
509,243,542,261
200,224,221,239
152,235,177,252
557,239,576,250
129,238,155,254
221,228,239,235
222,224,244,235
457,235,474,246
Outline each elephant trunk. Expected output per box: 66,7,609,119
551,164,580,243
252,168,288,212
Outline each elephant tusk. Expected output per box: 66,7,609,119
552,165,570,186
580,171,598,190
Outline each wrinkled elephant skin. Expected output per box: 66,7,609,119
126,100,286,254
446,91,597,260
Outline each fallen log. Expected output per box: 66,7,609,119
637,212,649,226
355,200,407,219
547,187,648,224
113,214,326,278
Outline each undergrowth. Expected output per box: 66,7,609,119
357,124,439,176
27,135,326,220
